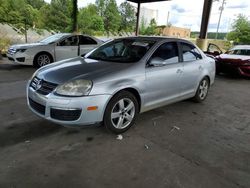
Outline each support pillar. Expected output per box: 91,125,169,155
197,0,213,50
135,2,141,36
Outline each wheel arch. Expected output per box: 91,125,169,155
106,87,142,113
203,75,211,86
33,51,54,66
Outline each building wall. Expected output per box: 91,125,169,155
159,26,191,38
139,7,158,27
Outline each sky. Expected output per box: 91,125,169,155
45,0,250,32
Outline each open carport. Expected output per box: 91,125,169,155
0,59,250,187
0,0,250,187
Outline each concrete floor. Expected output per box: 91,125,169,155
0,58,250,188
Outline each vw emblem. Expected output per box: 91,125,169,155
35,79,42,91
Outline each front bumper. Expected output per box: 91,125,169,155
7,52,33,65
238,66,250,77
27,82,112,126
218,62,250,77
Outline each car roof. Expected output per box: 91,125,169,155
114,36,193,43
231,45,250,50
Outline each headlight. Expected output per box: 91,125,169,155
16,49,27,53
55,79,92,96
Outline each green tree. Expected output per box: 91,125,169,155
96,0,105,17
96,0,121,35
227,14,250,44
40,0,72,32
78,4,104,35
26,0,46,9
141,18,158,35
119,2,136,32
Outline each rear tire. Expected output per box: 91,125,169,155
193,77,210,103
34,53,53,68
104,91,139,134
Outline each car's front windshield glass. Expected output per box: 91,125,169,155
39,34,68,44
227,49,250,56
87,38,156,63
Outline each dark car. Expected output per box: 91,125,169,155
215,45,250,77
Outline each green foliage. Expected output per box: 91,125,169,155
227,14,250,44
119,2,136,32
103,0,121,35
140,18,158,35
0,0,136,35
191,32,227,39
78,4,104,35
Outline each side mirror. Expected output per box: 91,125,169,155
81,53,86,58
149,57,166,67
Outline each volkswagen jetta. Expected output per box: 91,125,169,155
27,37,215,133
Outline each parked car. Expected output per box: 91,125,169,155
27,37,215,133
7,33,103,67
215,45,250,77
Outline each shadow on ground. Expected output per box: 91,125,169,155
0,120,61,148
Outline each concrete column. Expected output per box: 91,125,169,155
196,38,208,51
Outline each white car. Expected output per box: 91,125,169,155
7,33,103,67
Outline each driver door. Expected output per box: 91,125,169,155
144,42,183,110
55,35,79,61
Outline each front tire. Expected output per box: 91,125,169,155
193,77,210,103
34,53,52,68
104,91,139,134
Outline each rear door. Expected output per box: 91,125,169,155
144,42,183,110
79,35,99,56
55,35,78,61
179,42,204,96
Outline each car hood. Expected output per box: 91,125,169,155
36,57,136,85
218,54,250,60
10,42,47,49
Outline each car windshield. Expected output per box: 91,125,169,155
39,34,68,44
87,38,156,63
227,49,250,56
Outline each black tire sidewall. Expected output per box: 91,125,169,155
104,91,139,134
193,77,209,103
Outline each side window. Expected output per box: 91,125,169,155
79,36,97,45
59,36,78,46
151,42,179,64
181,43,202,62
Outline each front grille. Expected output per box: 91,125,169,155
30,77,58,95
50,108,82,121
29,98,46,115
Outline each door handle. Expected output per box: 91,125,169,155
176,69,183,74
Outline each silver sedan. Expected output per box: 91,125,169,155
27,37,215,133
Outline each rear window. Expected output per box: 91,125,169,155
181,43,202,62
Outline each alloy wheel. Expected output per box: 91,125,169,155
198,79,209,100
111,98,135,129
37,54,51,67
